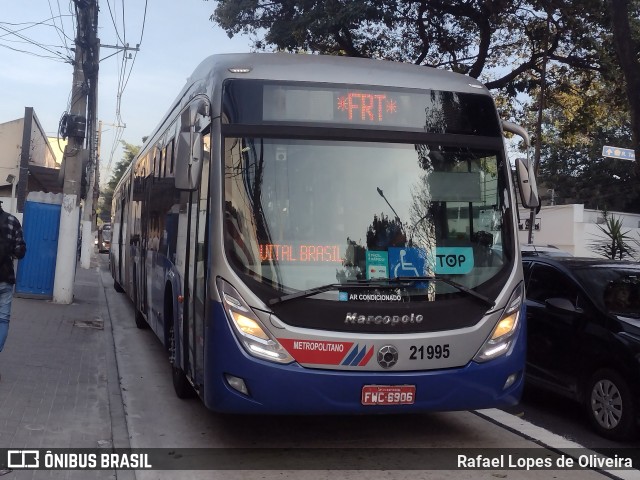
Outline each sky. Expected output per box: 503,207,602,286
1,0,253,185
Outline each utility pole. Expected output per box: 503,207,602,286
53,0,99,302
79,117,98,269
80,46,100,269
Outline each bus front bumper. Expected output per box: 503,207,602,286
203,306,526,414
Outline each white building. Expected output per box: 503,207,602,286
0,107,62,219
518,204,640,258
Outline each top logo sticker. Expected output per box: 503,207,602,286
434,247,474,274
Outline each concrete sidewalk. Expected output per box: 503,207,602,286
0,253,131,479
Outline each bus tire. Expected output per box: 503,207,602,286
133,283,149,329
168,321,194,399
135,310,148,329
113,280,125,293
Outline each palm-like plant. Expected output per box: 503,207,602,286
589,210,637,260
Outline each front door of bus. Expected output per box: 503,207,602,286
184,120,210,389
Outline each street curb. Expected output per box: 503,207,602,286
98,264,136,480
474,409,635,480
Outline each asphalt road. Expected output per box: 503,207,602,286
503,384,640,451
96,253,638,480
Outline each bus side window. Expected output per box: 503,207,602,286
166,139,175,176
161,145,167,177
152,149,158,178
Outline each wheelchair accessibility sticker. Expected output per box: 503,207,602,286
388,247,427,278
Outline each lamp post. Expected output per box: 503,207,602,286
547,188,556,206
6,174,16,214
376,187,402,224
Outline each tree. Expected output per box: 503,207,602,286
608,0,640,175
211,1,598,86
533,73,640,212
97,141,140,221
210,0,640,170
366,212,406,249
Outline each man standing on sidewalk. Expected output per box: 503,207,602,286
0,201,26,370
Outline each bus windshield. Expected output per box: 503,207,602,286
224,138,512,299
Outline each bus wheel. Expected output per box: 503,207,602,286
113,280,125,293
133,286,148,329
135,310,148,329
168,323,194,399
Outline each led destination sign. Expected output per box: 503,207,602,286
263,85,403,126
336,92,398,122
222,80,501,136
259,244,341,263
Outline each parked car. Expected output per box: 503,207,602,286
522,256,640,440
520,244,572,257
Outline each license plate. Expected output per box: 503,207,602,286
361,385,416,405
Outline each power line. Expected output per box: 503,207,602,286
47,0,70,56
121,0,147,93
102,0,148,181
0,35,68,49
121,0,126,46
49,0,72,57
105,0,124,44
0,42,67,61
0,15,74,42
0,23,70,61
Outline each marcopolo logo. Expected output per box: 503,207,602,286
345,312,423,326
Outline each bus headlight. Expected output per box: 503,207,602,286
217,278,294,364
473,283,523,363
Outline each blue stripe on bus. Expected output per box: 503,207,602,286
341,344,360,366
349,345,368,366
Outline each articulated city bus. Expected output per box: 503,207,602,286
110,53,539,413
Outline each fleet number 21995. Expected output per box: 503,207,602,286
409,344,450,360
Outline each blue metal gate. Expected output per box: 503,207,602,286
15,200,61,298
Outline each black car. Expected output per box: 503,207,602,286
522,256,640,440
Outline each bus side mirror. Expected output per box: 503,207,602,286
175,100,210,191
175,128,204,191
515,157,540,209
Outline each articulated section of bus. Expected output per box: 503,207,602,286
202,78,527,414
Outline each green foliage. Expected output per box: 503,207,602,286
213,0,400,57
589,210,637,260
210,1,633,93
210,0,640,202
97,141,140,221
107,141,139,190
533,72,640,212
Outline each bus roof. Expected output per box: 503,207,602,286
114,52,496,195
188,52,490,96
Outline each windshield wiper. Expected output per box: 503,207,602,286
393,276,495,308
268,279,396,306
268,276,494,308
